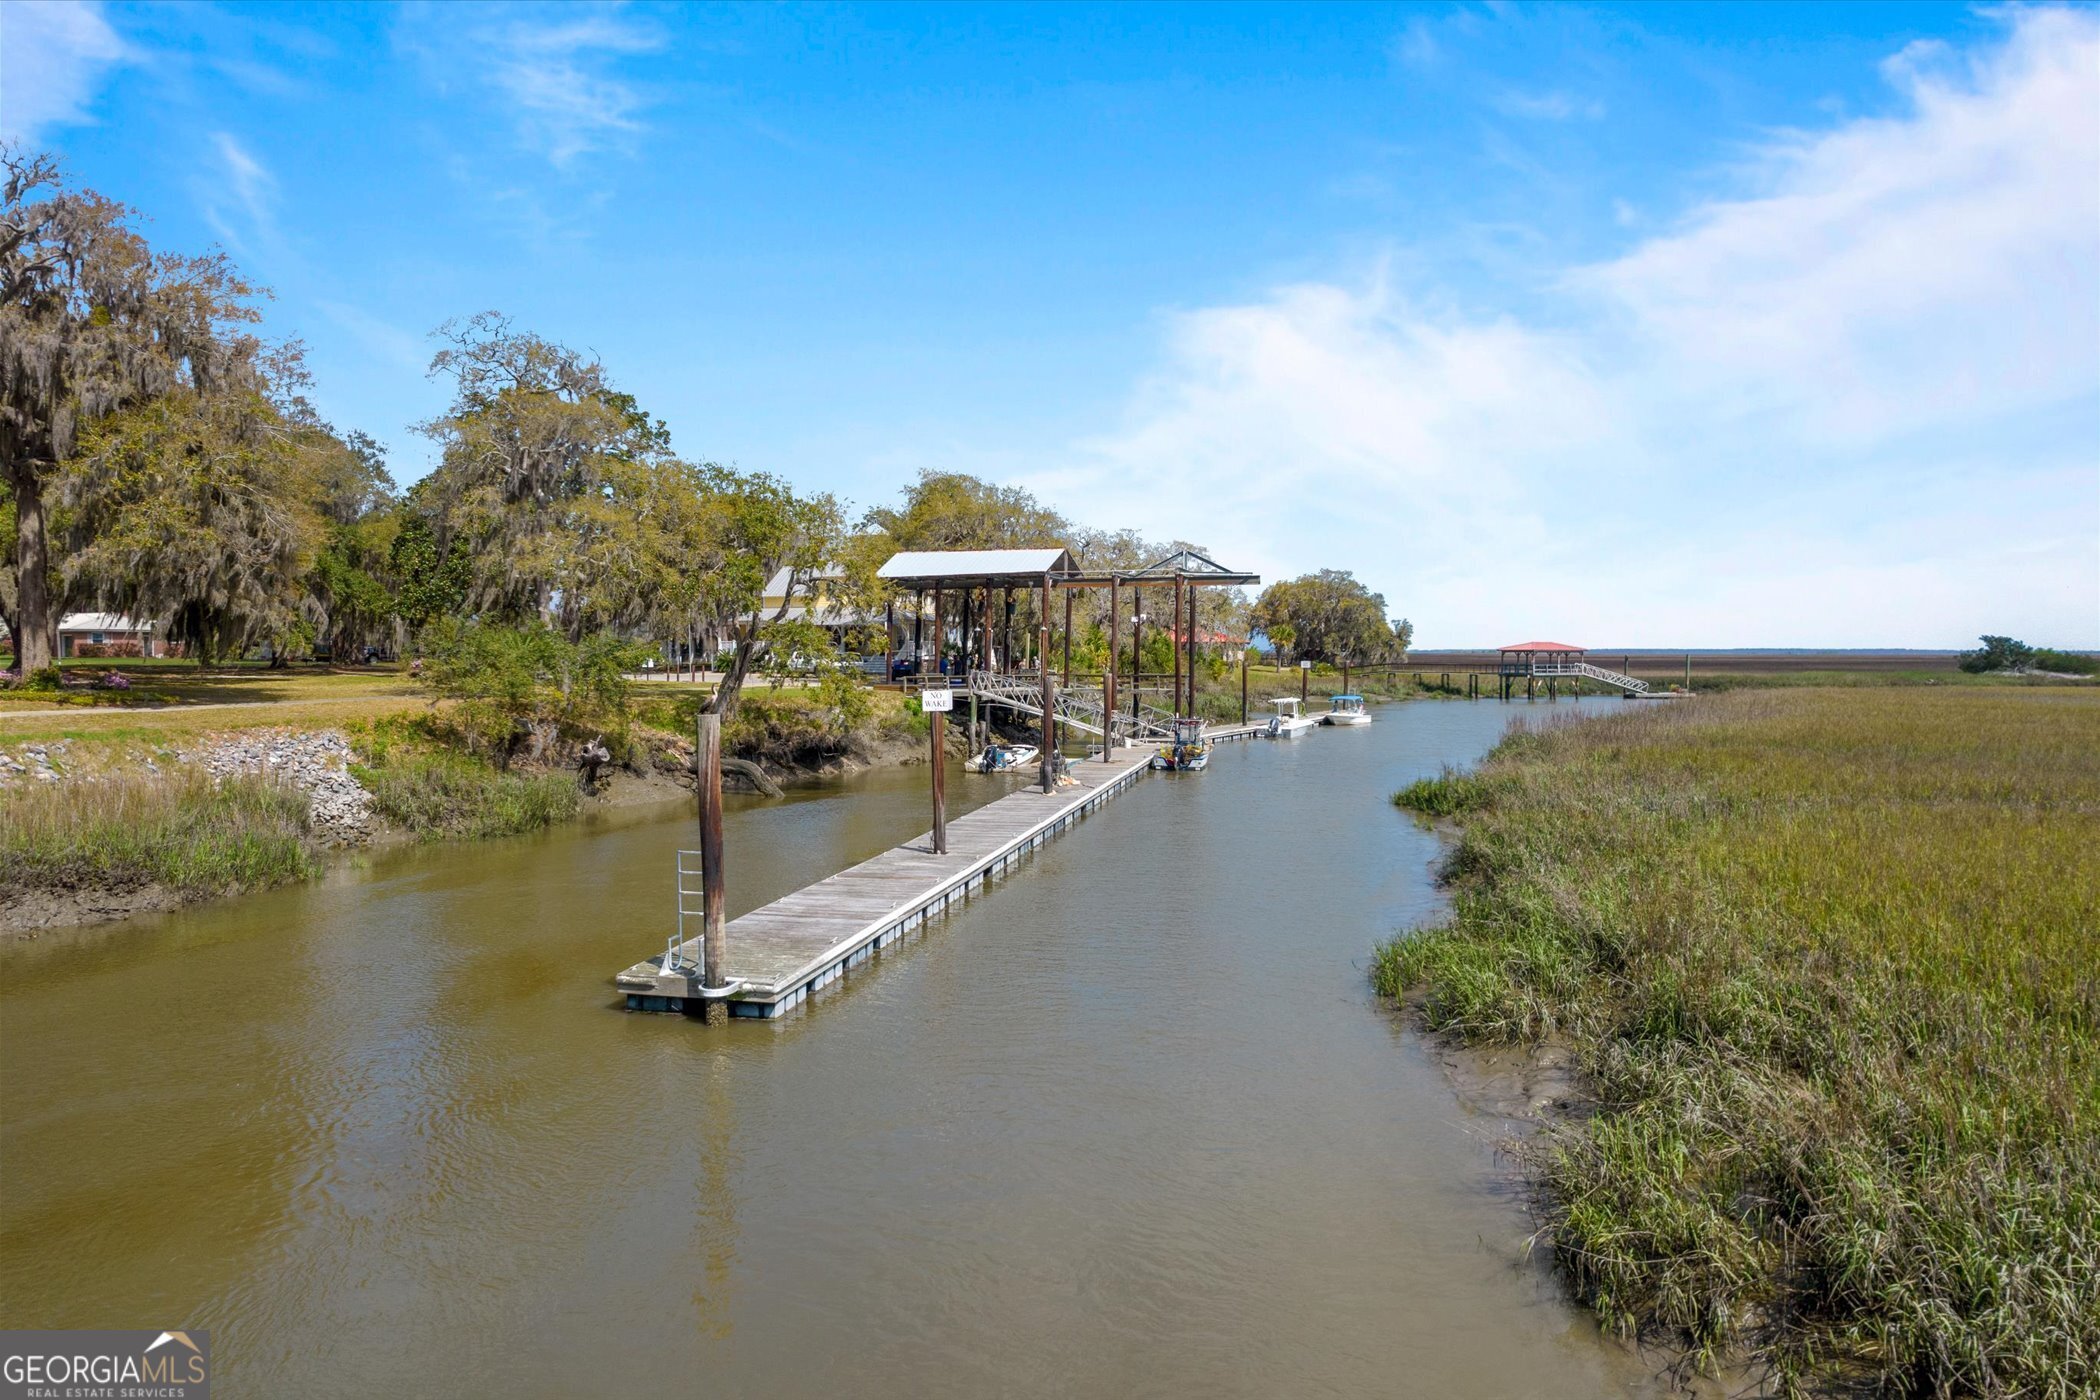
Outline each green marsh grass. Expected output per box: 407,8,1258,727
1375,688,2099,1395
1,770,318,894
351,749,579,840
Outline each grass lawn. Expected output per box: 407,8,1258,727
1377,687,2098,1395
0,695,429,745
0,661,419,714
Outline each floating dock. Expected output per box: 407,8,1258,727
619,741,1169,1017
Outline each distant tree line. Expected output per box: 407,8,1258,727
1958,635,2096,676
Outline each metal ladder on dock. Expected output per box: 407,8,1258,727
966,670,1180,741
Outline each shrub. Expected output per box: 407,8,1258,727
1958,634,2036,673
417,620,644,766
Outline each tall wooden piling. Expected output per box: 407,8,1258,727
1172,575,1184,719
697,709,728,1023
1038,573,1055,793
930,707,948,854
1130,588,1142,728
914,592,925,677
1240,642,1248,723
1106,576,1120,761
1062,590,1072,686
1185,580,1197,720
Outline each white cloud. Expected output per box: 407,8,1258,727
1493,90,1606,121
196,132,278,255
393,4,666,168
0,0,129,141
1036,8,2100,647
1580,6,2099,447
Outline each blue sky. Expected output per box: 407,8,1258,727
5,1,2096,647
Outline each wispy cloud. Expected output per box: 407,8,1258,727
315,300,428,374
1038,8,2100,646
1493,89,1606,121
0,0,130,141
196,131,280,258
402,4,668,169
1388,17,1443,71
492,11,665,167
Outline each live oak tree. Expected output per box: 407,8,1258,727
307,428,400,659
415,313,672,636
1250,570,1402,667
62,376,335,664
2,148,267,671
862,469,1068,552
688,464,846,717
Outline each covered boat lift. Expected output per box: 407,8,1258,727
874,546,1259,790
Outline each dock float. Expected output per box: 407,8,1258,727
617,741,1167,1017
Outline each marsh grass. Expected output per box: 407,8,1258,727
350,742,579,840
0,770,318,894
1375,688,2099,1396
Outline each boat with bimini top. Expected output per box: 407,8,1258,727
966,742,1040,774
1324,694,1371,726
1266,697,1318,739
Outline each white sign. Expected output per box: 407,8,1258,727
920,685,954,712
1299,660,1312,669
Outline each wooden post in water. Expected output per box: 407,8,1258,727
884,598,894,683
1172,575,1184,719
1300,660,1309,704
1106,576,1120,760
697,710,728,1024
1240,641,1248,723
1130,588,1142,729
1038,572,1055,793
930,707,948,855
1186,581,1198,723
907,591,923,680
1062,589,1072,687
929,586,940,678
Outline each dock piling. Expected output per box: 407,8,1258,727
697,710,729,1024
930,707,948,854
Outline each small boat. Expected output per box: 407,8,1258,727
966,742,1040,774
1324,693,1371,726
1265,697,1319,739
1151,719,1210,771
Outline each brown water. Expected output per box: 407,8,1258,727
1,698,1662,1397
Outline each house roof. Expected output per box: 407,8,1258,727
1498,640,1585,653
876,548,1075,584
60,613,156,632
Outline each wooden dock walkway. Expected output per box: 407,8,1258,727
617,741,1168,1017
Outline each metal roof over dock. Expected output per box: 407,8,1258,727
876,546,1258,590
877,549,1076,586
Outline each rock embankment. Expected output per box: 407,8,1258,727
177,728,376,844
1,728,377,845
